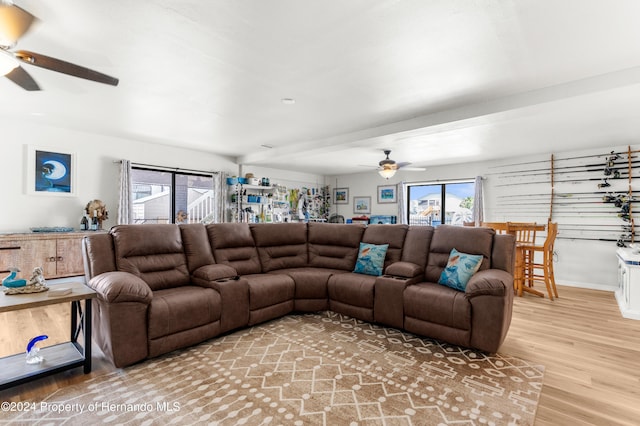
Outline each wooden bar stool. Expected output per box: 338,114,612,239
525,222,559,300
506,222,545,298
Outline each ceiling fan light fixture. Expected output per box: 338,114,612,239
0,49,18,75
378,167,397,179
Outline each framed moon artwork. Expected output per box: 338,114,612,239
26,146,77,196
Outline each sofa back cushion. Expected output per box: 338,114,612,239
425,225,494,283
401,226,434,269
250,223,308,272
82,233,116,281
308,223,365,270
206,223,262,275
361,224,407,270
111,224,190,291
491,233,516,274
179,223,215,273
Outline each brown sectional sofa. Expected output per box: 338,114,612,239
82,222,515,368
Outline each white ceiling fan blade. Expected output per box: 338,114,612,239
399,167,426,171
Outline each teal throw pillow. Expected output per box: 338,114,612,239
438,248,483,291
353,243,389,276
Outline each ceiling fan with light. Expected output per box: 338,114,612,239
0,1,119,90
377,149,425,179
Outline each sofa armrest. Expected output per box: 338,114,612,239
87,271,151,368
465,269,514,353
465,269,512,298
88,271,152,304
191,264,248,333
384,261,424,279
191,264,238,288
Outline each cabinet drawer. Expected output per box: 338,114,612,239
0,241,22,274
0,240,57,278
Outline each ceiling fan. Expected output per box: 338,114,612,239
0,2,118,91
377,149,425,179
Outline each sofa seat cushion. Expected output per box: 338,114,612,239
244,273,295,310
148,286,221,339
404,282,471,331
271,267,346,299
327,272,377,309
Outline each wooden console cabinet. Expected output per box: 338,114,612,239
0,232,94,279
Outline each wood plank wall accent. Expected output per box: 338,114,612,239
486,145,639,245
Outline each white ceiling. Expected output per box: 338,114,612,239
3,0,640,175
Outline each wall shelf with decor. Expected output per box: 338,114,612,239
227,183,275,223
288,186,330,222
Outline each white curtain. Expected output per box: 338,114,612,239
117,159,133,225
473,175,484,225
397,181,408,224
212,171,227,223
200,171,226,224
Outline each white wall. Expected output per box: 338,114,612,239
1,118,237,232
328,150,628,291
239,165,325,190
1,116,625,290
328,162,485,219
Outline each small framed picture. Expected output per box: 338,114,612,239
26,146,76,196
377,184,397,204
353,196,371,214
334,187,349,204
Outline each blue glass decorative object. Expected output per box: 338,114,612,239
2,268,27,288
26,335,49,364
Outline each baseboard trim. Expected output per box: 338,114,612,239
556,280,617,292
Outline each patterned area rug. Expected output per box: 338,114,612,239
6,312,544,425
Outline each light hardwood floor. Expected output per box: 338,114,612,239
1,285,639,425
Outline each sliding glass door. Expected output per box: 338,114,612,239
131,168,214,224
407,180,475,226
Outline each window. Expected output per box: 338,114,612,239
131,167,214,224
407,180,475,226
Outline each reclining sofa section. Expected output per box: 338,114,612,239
82,223,515,368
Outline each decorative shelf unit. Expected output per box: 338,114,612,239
227,183,328,223
270,185,290,223
228,184,289,223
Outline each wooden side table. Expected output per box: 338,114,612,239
0,281,96,390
